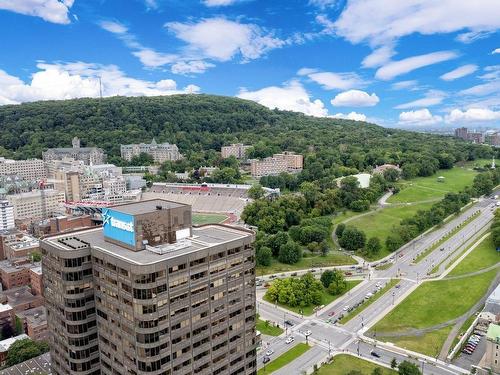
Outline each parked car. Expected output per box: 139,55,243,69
285,320,294,326
285,337,294,344
263,356,270,364
265,349,274,356
343,305,349,311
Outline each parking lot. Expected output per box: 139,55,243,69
0,353,51,375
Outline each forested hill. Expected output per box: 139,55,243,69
0,94,494,172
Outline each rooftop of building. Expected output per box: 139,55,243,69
110,199,186,215
0,352,51,375
0,334,29,353
44,146,102,153
16,306,46,326
0,259,37,274
6,189,62,199
1,286,42,306
5,235,39,250
0,157,43,164
0,304,12,313
46,223,253,265
487,323,500,342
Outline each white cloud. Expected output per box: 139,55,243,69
144,0,158,9
440,64,478,81
395,90,446,109
99,21,128,35
298,69,365,90
331,112,367,121
237,80,328,117
391,80,418,90
492,48,500,55
202,0,239,6
456,31,495,44
375,51,458,81
0,62,199,105
362,45,395,68
132,49,177,68
171,60,215,75
0,0,74,24
445,108,500,123
333,0,500,47
398,108,442,126
330,89,379,107
459,80,500,97
309,0,337,9
165,18,284,62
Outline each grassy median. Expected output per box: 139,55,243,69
258,343,310,375
318,354,397,374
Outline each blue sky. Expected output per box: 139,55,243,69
0,0,499,128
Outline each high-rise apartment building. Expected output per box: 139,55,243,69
121,139,182,163
0,201,14,231
454,127,468,140
250,151,303,177
42,199,257,375
43,137,106,166
221,144,251,159
0,157,46,181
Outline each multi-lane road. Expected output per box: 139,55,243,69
257,196,498,374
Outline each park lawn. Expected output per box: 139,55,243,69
256,318,283,336
317,354,396,375
264,280,362,316
371,269,497,334
378,326,453,358
332,210,364,225
256,252,356,276
448,234,500,276
348,202,434,259
257,343,310,375
192,213,228,225
388,167,478,204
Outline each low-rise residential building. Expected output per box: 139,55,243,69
250,151,303,177
3,234,39,260
121,138,182,163
0,201,14,231
16,306,47,341
221,143,252,159
0,286,44,314
29,266,42,296
0,259,32,290
0,304,13,335
0,158,46,182
0,334,29,366
42,137,106,166
485,323,500,373
5,189,65,221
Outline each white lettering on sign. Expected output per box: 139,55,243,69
110,217,134,232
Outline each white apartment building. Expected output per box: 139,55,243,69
6,189,65,221
0,201,14,230
221,143,251,159
0,158,46,181
250,151,304,177
120,138,182,163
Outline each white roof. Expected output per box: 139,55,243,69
487,284,500,304
0,334,29,352
0,304,12,313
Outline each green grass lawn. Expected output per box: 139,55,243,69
256,252,356,276
448,234,500,276
388,167,478,204
340,279,399,324
317,354,396,375
192,213,228,225
258,343,310,375
332,210,363,225
348,202,434,259
256,318,283,336
370,269,497,356
264,280,362,316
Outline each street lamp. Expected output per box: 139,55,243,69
392,291,395,305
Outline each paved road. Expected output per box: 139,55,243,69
257,196,499,374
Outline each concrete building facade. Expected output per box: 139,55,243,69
0,157,46,181
42,199,257,375
6,189,65,221
221,144,251,159
43,137,106,166
0,201,15,231
121,139,182,163
250,152,303,177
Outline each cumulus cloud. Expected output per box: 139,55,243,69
298,68,365,90
237,80,328,117
331,112,367,121
132,49,177,68
398,109,442,126
440,64,478,81
165,18,284,62
492,48,500,55
0,0,74,24
0,62,199,105
375,51,458,81
395,90,446,109
330,89,379,107
445,108,500,123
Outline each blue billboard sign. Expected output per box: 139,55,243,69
102,208,136,247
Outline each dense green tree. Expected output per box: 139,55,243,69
30,251,42,262
365,237,382,256
5,339,49,367
383,167,400,182
473,173,494,196
391,358,398,369
335,223,346,238
130,152,154,166
278,241,302,264
256,246,272,266
397,361,422,375
265,273,322,308
299,225,327,245
339,227,366,250
327,269,347,295
248,184,264,199
320,270,335,288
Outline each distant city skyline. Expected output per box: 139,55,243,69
0,0,499,128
